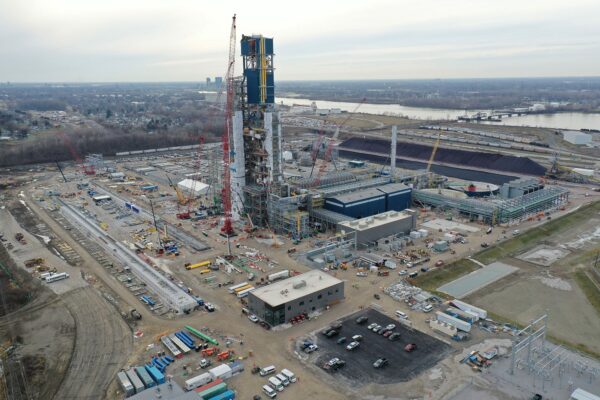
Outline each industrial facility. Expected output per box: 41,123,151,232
247,270,344,326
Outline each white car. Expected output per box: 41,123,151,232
346,341,360,351
399,270,407,276
304,344,319,353
248,314,259,323
385,324,396,330
371,324,381,332
367,323,377,330
356,272,368,277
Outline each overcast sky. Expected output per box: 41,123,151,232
1,0,599,82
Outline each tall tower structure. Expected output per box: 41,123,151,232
230,34,282,226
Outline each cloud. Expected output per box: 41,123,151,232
0,0,599,81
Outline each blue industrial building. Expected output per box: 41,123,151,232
377,183,412,211
324,188,386,219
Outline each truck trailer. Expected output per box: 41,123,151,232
185,372,213,391
125,368,145,394
436,311,472,332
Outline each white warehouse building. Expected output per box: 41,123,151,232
177,179,209,198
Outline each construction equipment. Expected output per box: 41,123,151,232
312,98,366,187
55,130,95,175
165,175,188,206
220,14,237,236
216,350,234,361
427,132,441,172
201,347,219,357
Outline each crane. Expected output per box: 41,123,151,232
312,98,366,187
220,14,237,236
427,133,441,172
55,131,95,175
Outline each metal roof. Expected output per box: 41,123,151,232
250,270,342,307
338,210,413,231
328,187,385,204
127,381,197,400
377,183,411,194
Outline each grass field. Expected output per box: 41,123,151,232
411,258,479,295
573,269,600,317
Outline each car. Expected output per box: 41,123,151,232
385,324,396,330
404,343,417,352
204,303,215,312
377,327,388,335
330,322,343,330
480,242,489,248
331,359,346,370
373,358,388,368
325,329,339,338
420,267,429,273
325,357,346,370
383,330,393,338
304,344,319,353
371,324,382,332
346,341,360,351
373,293,381,300
351,334,363,341
530,395,542,400
200,358,211,368
301,341,313,349
388,332,401,341
367,323,378,330
435,260,444,267
356,272,368,277
337,337,347,344
399,269,408,276
356,316,368,324
327,357,341,367
253,395,262,400
248,314,259,323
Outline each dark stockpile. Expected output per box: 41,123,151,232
339,137,547,176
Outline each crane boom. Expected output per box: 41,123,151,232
221,14,236,236
427,133,441,172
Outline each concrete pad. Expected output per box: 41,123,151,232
438,262,518,299
421,219,480,233
518,245,570,266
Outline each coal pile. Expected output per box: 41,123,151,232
339,137,546,176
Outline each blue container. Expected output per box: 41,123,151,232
145,364,165,384
175,332,193,348
179,331,195,345
208,389,236,400
164,355,174,363
135,366,155,388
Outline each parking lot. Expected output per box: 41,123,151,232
312,308,452,386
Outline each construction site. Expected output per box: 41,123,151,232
1,15,600,400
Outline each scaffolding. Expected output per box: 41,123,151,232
414,186,569,224
267,194,311,239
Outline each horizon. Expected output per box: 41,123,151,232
1,0,600,82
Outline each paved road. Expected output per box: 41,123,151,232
53,287,132,400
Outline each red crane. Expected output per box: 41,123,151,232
221,14,237,236
55,130,95,175
312,98,366,187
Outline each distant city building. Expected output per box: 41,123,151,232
206,77,211,86
214,77,223,86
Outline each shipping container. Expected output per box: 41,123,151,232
209,364,233,380
145,364,165,384
185,372,214,391
125,368,145,393
197,382,228,400
227,282,249,294
193,378,223,393
435,311,471,332
44,272,70,283
236,287,255,299
208,389,236,400
160,335,182,358
233,284,253,293
135,366,155,388
169,334,191,354
268,270,290,282
117,371,135,397
450,299,487,319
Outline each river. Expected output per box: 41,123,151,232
278,97,600,130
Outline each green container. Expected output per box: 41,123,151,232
197,382,227,399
